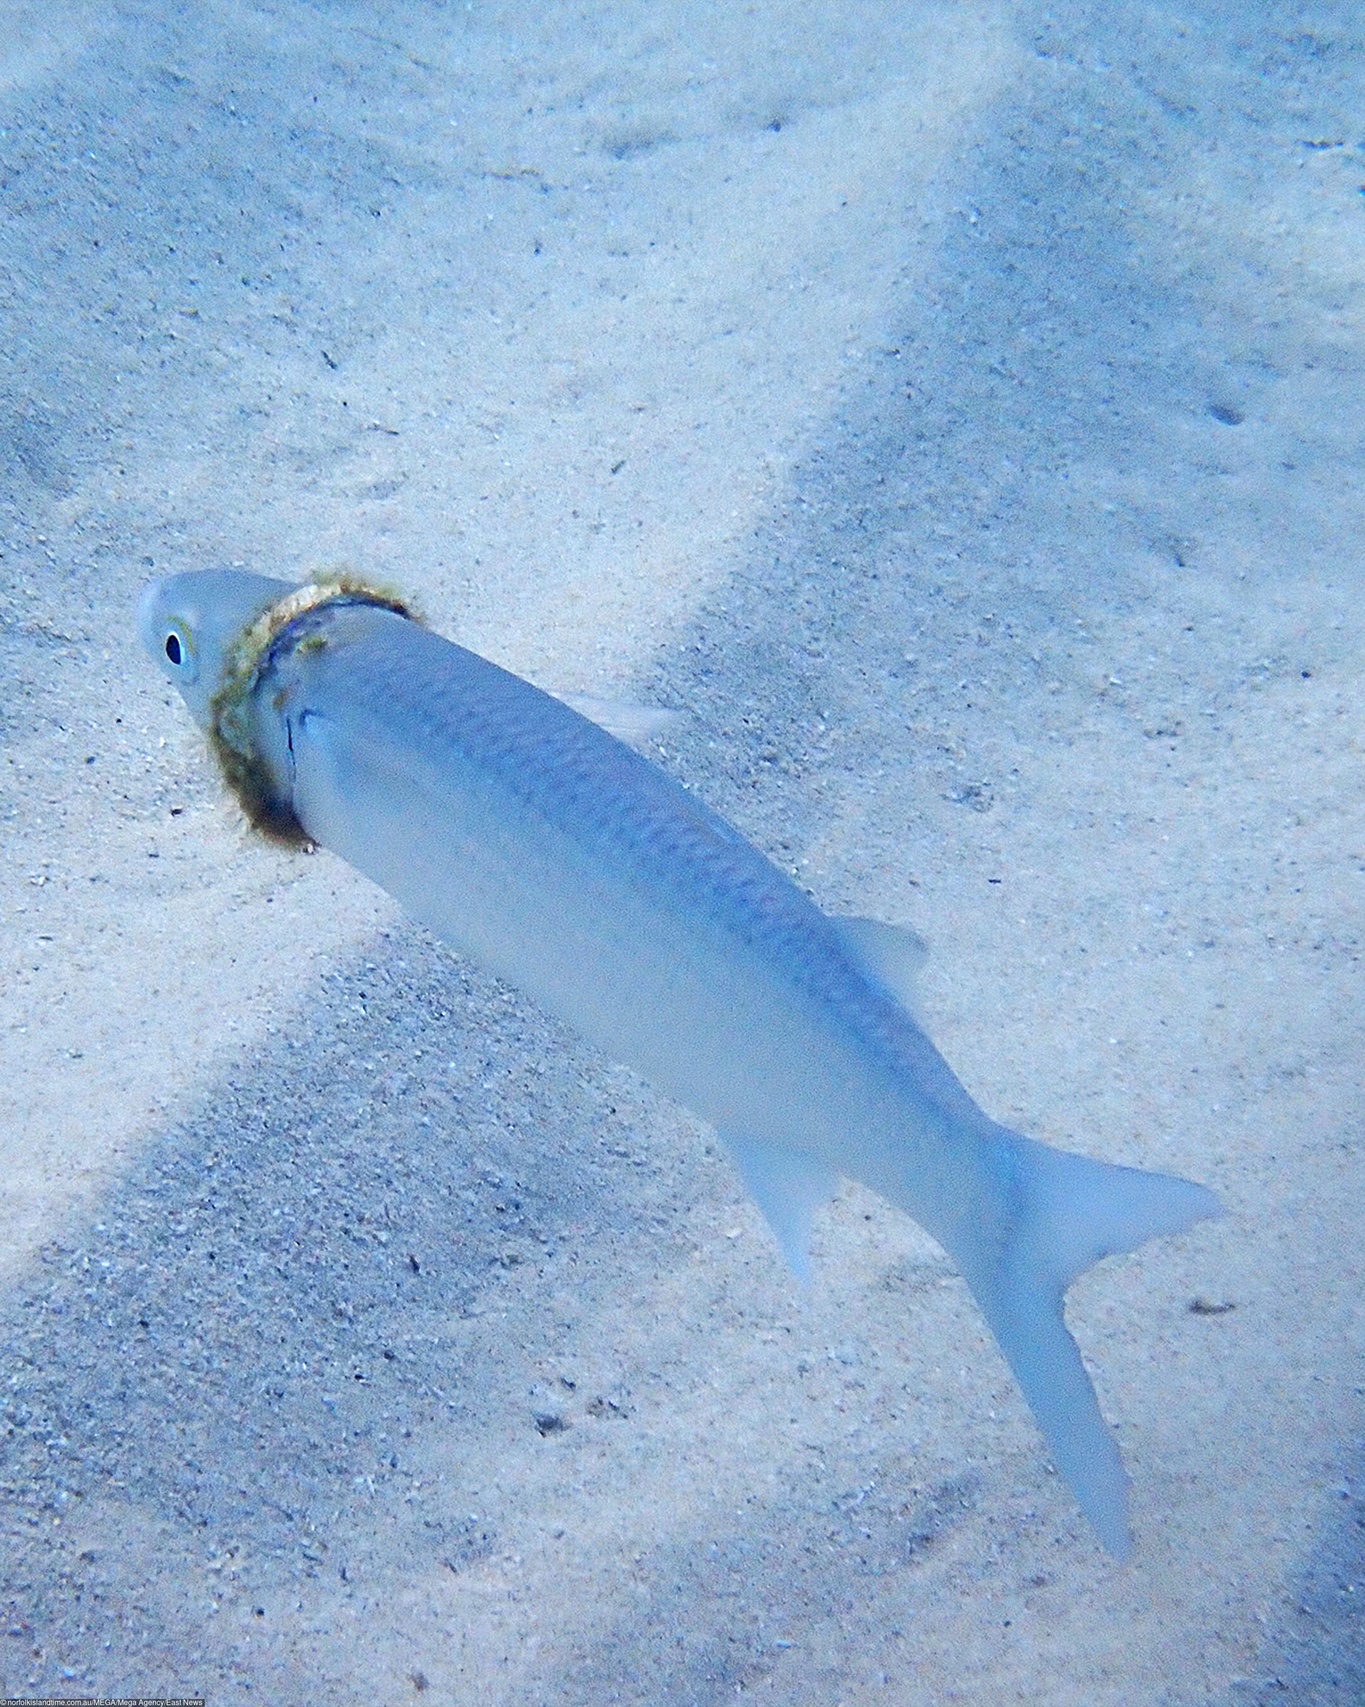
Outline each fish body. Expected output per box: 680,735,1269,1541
139,570,1220,1556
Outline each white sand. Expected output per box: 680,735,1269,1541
0,1,1361,1701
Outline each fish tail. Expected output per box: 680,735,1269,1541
937,1128,1220,1558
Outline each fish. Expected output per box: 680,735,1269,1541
137,567,1221,1557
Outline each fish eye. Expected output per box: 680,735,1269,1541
153,617,199,684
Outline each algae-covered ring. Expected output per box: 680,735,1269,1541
207,574,417,849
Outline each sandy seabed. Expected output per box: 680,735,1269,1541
0,1,1362,1701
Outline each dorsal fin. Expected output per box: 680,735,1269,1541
829,915,928,1011
721,1133,837,1286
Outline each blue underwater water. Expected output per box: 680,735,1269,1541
0,2,1362,1701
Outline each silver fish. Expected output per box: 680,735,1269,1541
138,568,1220,1557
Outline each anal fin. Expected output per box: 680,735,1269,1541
721,1133,837,1285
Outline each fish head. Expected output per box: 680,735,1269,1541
137,569,295,728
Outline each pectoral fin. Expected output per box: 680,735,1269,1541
557,693,682,745
721,1133,837,1285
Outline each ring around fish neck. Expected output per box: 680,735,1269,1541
208,571,418,847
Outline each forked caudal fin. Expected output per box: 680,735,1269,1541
941,1129,1221,1559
